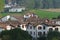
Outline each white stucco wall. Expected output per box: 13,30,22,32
26,24,36,38
6,25,11,30
19,24,60,38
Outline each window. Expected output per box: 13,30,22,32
55,28,58,31
30,26,32,29
49,28,53,31
33,27,35,30
38,32,42,36
43,26,45,30
34,32,35,35
22,25,24,28
38,27,42,30
43,31,45,35
30,31,32,34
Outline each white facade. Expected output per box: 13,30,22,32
26,24,47,38
6,25,11,30
20,24,60,38
9,8,22,12
26,24,36,38
9,7,25,12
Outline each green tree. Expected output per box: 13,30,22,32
0,0,4,11
38,35,47,40
1,28,32,40
47,31,60,40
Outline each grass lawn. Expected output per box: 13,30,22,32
0,9,60,19
30,9,60,19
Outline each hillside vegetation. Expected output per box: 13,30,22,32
0,10,60,19
0,0,4,11
29,9,60,19
0,28,32,40
15,0,60,9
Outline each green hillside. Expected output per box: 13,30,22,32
0,0,4,11
0,10,60,19
30,10,60,19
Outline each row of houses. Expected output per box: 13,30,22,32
4,4,26,12
0,12,60,38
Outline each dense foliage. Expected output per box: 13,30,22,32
0,0,4,11
38,31,60,40
47,31,60,40
14,0,60,9
1,0,60,10
0,28,32,40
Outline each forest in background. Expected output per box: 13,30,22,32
0,0,60,11
9,0,60,9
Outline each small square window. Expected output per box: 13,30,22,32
34,32,35,35
30,26,32,29
38,32,42,36
30,31,32,35
43,31,45,35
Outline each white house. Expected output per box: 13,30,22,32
24,23,60,38
9,7,25,12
